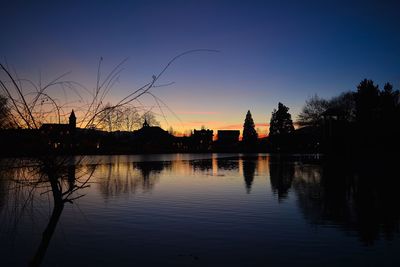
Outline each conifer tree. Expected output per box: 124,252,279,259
243,110,258,143
355,79,380,124
269,102,294,136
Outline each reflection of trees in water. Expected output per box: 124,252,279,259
293,160,400,245
0,157,93,266
135,161,166,192
190,159,213,172
242,159,256,193
268,155,400,245
97,161,169,197
269,156,295,201
217,158,239,171
0,162,38,232
0,161,11,216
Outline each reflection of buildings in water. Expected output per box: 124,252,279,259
96,161,170,197
135,161,167,191
189,159,213,172
292,161,400,245
189,155,243,176
216,158,239,171
269,156,295,201
189,156,264,193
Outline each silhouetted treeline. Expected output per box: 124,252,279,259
268,79,400,156
0,123,266,156
1,79,398,156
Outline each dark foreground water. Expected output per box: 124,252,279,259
0,154,399,266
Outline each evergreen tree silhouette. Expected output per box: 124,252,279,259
242,110,258,143
380,82,399,127
355,79,380,125
269,102,294,136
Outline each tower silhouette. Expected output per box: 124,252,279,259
69,110,76,130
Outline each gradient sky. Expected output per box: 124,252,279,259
2,0,400,135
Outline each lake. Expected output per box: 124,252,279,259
0,154,399,266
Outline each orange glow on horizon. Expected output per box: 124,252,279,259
168,122,270,140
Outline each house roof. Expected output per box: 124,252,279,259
134,126,172,140
40,123,70,131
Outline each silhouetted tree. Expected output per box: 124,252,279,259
352,79,400,153
269,102,294,136
295,79,399,154
355,79,380,124
0,51,218,267
99,103,124,132
0,94,14,129
168,126,176,135
297,95,329,127
380,82,399,129
121,106,141,131
328,91,356,122
141,111,160,127
1,49,216,130
29,159,92,267
242,110,258,143
298,92,356,127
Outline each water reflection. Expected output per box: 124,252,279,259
293,160,400,245
265,155,400,245
0,163,10,215
0,157,93,266
96,160,171,197
190,159,213,172
95,155,263,197
242,158,257,193
90,149,398,250
1,154,400,266
216,157,239,171
135,161,170,192
269,155,295,201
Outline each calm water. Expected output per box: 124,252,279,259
0,154,399,266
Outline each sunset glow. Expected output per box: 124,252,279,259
2,1,399,136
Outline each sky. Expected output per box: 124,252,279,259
2,0,400,136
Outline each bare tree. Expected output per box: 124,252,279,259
0,94,14,129
97,105,145,131
97,103,124,132
0,49,218,131
297,95,329,127
121,106,141,131
141,110,160,127
0,49,218,266
297,92,356,127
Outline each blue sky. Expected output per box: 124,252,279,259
2,0,400,134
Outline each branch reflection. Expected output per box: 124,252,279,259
0,156,95,266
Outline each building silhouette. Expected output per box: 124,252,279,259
215,130,240,152
130,119,174,153
192,129,213,151
39,110,76,150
